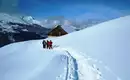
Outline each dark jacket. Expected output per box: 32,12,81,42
42,40,46,45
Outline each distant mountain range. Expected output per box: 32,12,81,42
0,13,105,47
40,16,106,31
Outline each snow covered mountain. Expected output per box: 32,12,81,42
22,16,43,25
0,15,130,80
0,13,25,24
0,13,52,47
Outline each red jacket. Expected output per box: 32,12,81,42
50,41,52,45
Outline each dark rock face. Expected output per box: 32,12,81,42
0,22,51,47
0,32,11,47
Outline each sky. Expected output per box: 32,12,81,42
0,0,130,20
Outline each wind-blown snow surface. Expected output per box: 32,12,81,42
0,15,130,80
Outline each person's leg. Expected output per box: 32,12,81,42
51,45,52,49
49,45,51,49
43,45,44,48
44,45,46,48
48,45,49,49
47,45,48,49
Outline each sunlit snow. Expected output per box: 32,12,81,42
0,15,130,80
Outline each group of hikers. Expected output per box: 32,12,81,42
42,40,53,49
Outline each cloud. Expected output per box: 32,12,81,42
63,20,71,26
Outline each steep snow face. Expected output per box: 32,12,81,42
54,15,130,80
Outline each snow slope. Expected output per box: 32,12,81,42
0,15,130,80
0,41,67,80
0,40,100,80
53,15,130,80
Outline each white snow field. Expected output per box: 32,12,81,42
0,15,130,80
0,40,100,80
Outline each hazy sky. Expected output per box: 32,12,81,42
0,0,130,20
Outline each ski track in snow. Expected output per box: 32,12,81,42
54,47,102,80
57,47,121,80
56,49,79,80
65,50,79,80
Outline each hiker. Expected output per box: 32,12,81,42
47,40,49,49
49,40,53,49
42,40,47,48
